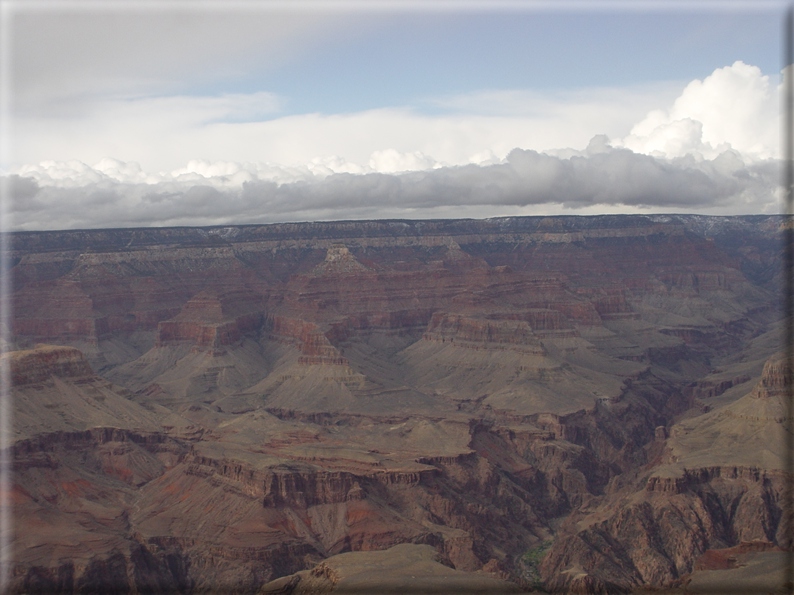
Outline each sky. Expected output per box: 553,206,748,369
0,0,790,231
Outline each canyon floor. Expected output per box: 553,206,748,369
3,214,792,594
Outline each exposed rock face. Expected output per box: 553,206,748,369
750,352,792,400
541,470,789,593
156,289,264,352
269,315,348,365
311,244,372,276
260,543,522,594
423,313,545,354
3,214,789,593
540,350,792,592
6,344,93,385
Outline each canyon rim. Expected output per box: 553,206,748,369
2,213,792,594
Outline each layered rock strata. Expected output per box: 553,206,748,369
3,214,788,594
6,344,93,385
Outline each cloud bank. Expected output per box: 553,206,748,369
5,143,779,231
4,61,784,230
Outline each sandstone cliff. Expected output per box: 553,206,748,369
6,344,93,385
4,215,787,593
538,351,792,593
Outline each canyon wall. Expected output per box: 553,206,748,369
4,214,789,593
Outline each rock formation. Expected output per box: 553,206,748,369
539,350,792,593
3,214,789,593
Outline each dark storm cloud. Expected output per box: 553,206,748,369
4,176,41,212
3,146,779,231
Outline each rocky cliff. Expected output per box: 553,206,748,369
6,344,93,385
538,350,792,593
4,214,789,594
156,289,265,353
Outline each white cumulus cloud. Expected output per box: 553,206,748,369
616,61,780,162
3,61,784,230
368,150,442,174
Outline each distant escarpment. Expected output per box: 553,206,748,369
4,215,789,594
8,215,782,349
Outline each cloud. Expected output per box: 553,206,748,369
368,150,441,173
9,101,635,174
4,61,783,230
9,61,778,178
11,85,695,178
9,8,355,113
616,61,779,161
4,143,779,231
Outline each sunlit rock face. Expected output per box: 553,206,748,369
3,214,789,593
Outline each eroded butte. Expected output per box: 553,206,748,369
4,214,790,593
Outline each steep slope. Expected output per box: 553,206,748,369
260,543,522,594
7,345,188,440
7,345,202,594
4,214,788,594
539,351,791,593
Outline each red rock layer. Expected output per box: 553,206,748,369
5,345,93,386
12,317,108,346
310,244,372,276
11,276,188,345
656,268,740,291
577,287,636,319
422,313,545,354
751,352,792,399
542,468,789,593
10,218,756,352
694,541,782,571
12,280,104,344
155,289,265,350
683,375,752,400
324,309,436,344
269,316,348,365
156,314,263,349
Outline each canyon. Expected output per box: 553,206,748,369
2,214,791,594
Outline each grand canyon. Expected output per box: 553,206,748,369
3,214,791,594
